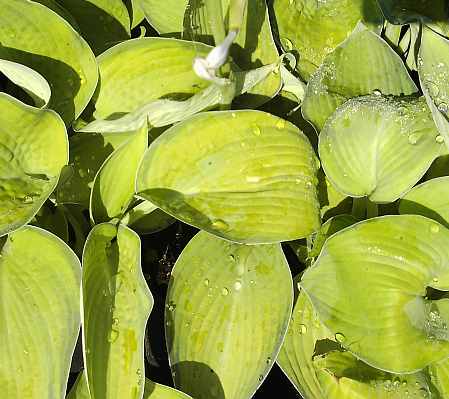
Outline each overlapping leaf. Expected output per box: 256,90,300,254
82,223,153,399
136,110,321,243
273,0,383,80
0,94,68,237
319,95,444,203
302,27,417,131
166,231,293,399
301,215,449,373
278,290,432,399
0,226,81,398
0,0,97,123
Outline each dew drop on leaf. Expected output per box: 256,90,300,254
298,324,307,334
335,332,346,343
251,124,261,136
221,287,229,296
234,280,242,291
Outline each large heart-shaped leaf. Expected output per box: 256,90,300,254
136,110,321,244
166,231,293,399
0,226,81,398
277,289,432,399
90,123,148,223
302,26,417,131
319,95,444,203
89,38,211,121
82,223,153,399
0,0,98,123
273,0,383,80
56,0,131,55
0,94,68,237
56,131,134,207
301,215,449,373
419,25,449,150
399,176,449,228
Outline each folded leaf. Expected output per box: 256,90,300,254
166,231,293,399
0,226,81,398
273,0,383,80
0,94,68,237
419,25,449,150
90,123,148,223
82,223,153,399
301,215,449,373
0,0,97,123
0,59,51,108
136,110,321,244
302,26,417,131
319,95,444,203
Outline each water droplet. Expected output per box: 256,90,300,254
335,332,346,343
240,141,246,147
433,277,439,283
280,37,294,51
112,317,119,326
108,329,119,343
276,118,286,129
231,112,236,118
228,254,235,262
234,280,242,291
252,124,261,136
204,278,209,286
266,357,272,364
373,89,382,96
23,196,33,204
258,374,264,382
166,301,176,311
79,169,86,178
23,349,29,355
408,133,421,145
221,287,229,296
430,224,440,233
250,280,255,285
397,106,407,116
305,181,313,189
436,135,444,143
438,102,448,113
299,324,307,334
211,219,229,231
246,175,261,183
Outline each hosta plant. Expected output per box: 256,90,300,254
3,1,449,399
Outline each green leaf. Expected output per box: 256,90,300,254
301,215,449,373
56,0,131,55
166,231,293,399
277,289,432,399
0,226,81,398
429,358,449,398
302,26,417,131
0,94,68,237
136,0,187,34
399,176,449,228
90,123,148,223
82,223,153,399
319,95,444,203
0,59,51,108
68,373,193,399
376,0,448,24
87,38,211,122
121,201,175,235
0,0,98,123
56,131,134,207
418,25,449,150
136,110,321,244
273,0,383,80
